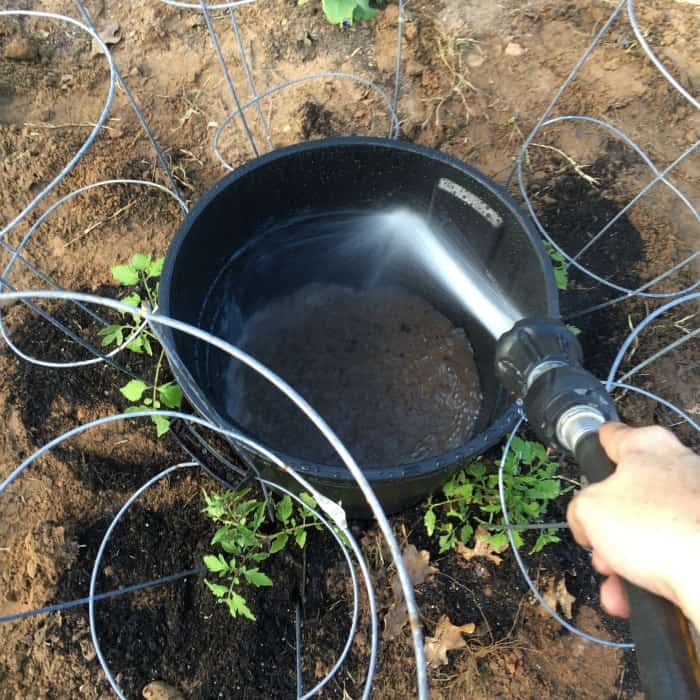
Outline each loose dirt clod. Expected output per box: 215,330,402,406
4,36,40,62
142,681,185,700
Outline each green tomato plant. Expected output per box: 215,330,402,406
98,253,183,436
202,488,323,620
424,437,573,555
299,0,380,26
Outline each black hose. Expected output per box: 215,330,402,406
575,432,700,700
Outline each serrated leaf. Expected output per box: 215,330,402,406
151,413,170,437
120,379,148,402
130,253,151,271
112,264,139,286
204,580,228,597
226,591,256,620
276,495,293,524
147,257,164,278
424,508,436,537
269,533,288,554
530,530,561,554
458,524,474,544
158,382,183,409
299,492,317,510
121,292,141,309
127,335,144,353
243,568,273,587
97,324,124,347
295,529,307,548
203,554,228,573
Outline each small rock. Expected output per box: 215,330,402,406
142,681,185,700
103,565,114,577
504,42,525,57
188,14,206,27
91,23,121,56
26,559,37,578
80,638,96,663
4,36,40,62
404,24,417,41
466,53,485,68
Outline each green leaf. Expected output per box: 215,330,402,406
127,335,144,354
299,492,317,510
270,533,289,554
158,382,183,409
226,591,256,620
321,0,377,24
276,495,293,524
353,0,379,21
438,530,456,553
204,580,229,598
112,264,139,286
467,461,485,479
243,568,273,587
97,324,124,347
203,554,229,573
121,292,141,309
424,508,436,537
124,405,146,414
458,524,474,544
120,379,148,402
251,552,270,562
530,530,561,554
151,413,170,437
147,257,164,278
485,531,509,551
566,323,582,336
130,253,151,271
295,529,307,548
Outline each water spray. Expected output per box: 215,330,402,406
382,209,700,700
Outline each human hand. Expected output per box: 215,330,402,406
566,422,700,629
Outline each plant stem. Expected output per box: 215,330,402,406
152,348,165,405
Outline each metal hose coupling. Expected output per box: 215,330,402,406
494,318,618,453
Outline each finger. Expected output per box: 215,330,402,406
600,574,630,618
599,422,632,465
566,495,592,549
591,549,615,576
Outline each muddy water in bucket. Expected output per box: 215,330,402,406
205,210,484,468
226,283,482,467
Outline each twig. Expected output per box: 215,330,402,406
531,143,600,187
66,200,137,247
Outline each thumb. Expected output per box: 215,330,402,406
598,422,632,465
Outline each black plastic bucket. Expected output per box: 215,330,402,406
159,137,559,516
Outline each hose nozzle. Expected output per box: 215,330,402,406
494,318,617,453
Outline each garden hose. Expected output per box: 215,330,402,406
495,318,700,700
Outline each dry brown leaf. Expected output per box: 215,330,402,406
424,615,476,667
455,526,507,566
402,544,438,586
383,545,438,640
541,576,577,619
